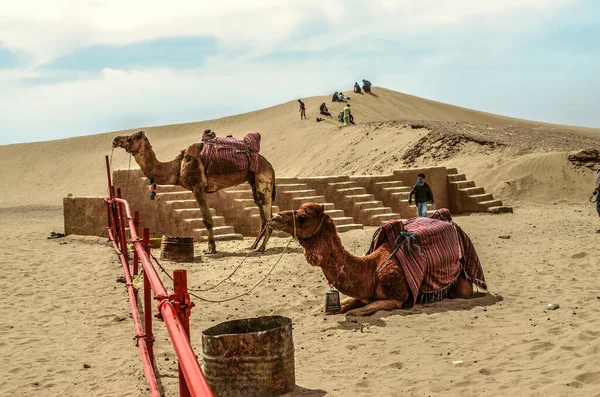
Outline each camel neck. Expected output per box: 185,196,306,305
304,225,376,301
134,147,181,185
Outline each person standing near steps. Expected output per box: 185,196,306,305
408,173,434,217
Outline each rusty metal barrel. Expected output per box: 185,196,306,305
201,316,295,397
160,235,194,262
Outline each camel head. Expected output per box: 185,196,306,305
112,131,151,154
271,202,330,240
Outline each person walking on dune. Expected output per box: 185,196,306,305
408,173,434,217
298,99,306,120
343,104,351,126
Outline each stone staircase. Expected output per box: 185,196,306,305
107,167,511,244
275,178,363,233
446,168,513,214
148,181,244,242
322,180,399,226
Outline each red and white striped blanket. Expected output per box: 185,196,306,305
367,208,487,305
200,133,262,174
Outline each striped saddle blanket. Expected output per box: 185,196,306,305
367,208,487,305
200,133,262,174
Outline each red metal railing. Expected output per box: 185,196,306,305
105,156,214,397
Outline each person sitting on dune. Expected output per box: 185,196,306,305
319,102,332,117
338,92,350,101
354,82,362,94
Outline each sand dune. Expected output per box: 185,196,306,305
2,87,598,208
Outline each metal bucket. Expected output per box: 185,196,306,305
160,235,194,262
202,316,295,397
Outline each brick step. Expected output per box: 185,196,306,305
446,167,458,174
328,181,359,189
221,190,254,199
324,209,345,218
195,233,245,242
183,217,226,228
448,174,467,183
354,201,385,210
158,191,194,201
374,181,406,188
192,225,236,237
275,177,301,184
279,189,318,199
487,206,513,214
336,224,364,233
449,180,475,189
322,203,336,211
174,208,217,217
479,199,503,208
469,193,494,203
153,184,186,193
277,183,310,192
390,192,410,201
368,213,400,225
345,194,375,202
460,186,485,195
240,206,282,217
382,186,412,194
291,196,326,205
166,200,203,210
336,187,367,196
331,217,355,226
362,207,394,217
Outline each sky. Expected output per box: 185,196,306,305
0,0,598,145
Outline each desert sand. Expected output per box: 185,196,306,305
2,88,600,396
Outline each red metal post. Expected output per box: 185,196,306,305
173,270,194,397
116,188,130,264
142,227,155,364
107,228,160,397
133,211,140,303
105,155,114,198
114,198,214,396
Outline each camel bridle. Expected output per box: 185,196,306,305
292,210,326,242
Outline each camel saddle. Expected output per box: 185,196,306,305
367,208,487,306
200,131,261,174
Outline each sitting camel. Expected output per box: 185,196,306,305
270,202,486,316
112,130,276,253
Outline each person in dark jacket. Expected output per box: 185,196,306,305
408,173,434,217
354,82,362,94
319,102,331,117
362,79,372,94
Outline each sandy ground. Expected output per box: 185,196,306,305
4,202,600,396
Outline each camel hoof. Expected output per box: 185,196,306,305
204,249,218,255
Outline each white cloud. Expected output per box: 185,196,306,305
0,0,577,65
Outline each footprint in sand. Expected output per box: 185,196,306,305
575,372,600,384
571,252,588,259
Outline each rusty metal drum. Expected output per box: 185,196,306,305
160,235,194,262
201,316,295,397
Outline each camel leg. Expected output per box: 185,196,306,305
340,297,366,314
345,299,404,317
250,177,274,252
192,188,217,254
455,272,473,299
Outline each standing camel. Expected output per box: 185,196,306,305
270,203,486,316
112,130,276,253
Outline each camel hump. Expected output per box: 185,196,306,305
200,132,262,174
429,208,452,222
